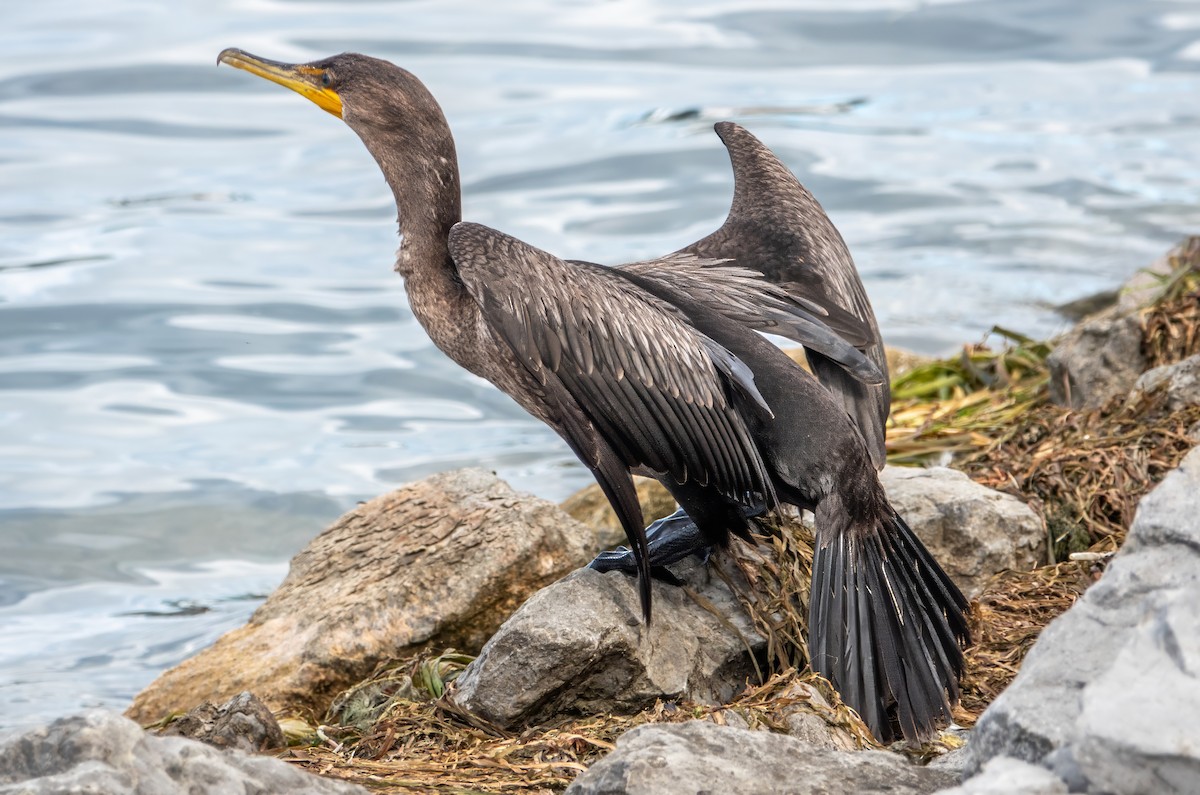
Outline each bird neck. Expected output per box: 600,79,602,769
351,121,484,363
353,122,463,284
393,153,462,284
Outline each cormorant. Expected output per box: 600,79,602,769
216,49,969,742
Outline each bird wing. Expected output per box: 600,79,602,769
618,253,883,387
449,222,776,613
679,121,890,469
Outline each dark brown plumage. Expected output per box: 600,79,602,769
216,48,968,743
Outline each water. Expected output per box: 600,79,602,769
2,0,1198,733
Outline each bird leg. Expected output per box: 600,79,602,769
588,501,767,585
588,508,707,585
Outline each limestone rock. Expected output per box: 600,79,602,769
1046,310,1146,409
881,466,1044,597
564,720,957,795
127,468,595,723
157,691,283,754
1133,353,1200,411
1114,238,1197,315
967,447,1200,793
1046,239,1200,409
933,756,1067,795
773,680,859,750
0,710,365,795
927,744,972,779
449,559,764,729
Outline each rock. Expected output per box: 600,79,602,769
881,466,1044,598
703,678,863,751
128,468,595,723
1046,310,1146,409
1055,289,1119,322
933,756,1066,795
967,447,1200,793
1056,587,1200,794
773,680,859,750
1133,353,1200,411
157,691,284,753
564,720,958,795
1046,238,1200,409
927,744,972,779
1114,238,1197,315
0,710,365,795
449,558,765,730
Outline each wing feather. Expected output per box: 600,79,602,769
619,255,882,387
449,220,773,514
678,122,891,469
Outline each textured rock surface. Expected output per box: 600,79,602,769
966,446,1200,793
157,691,283,753
1046,310,1147,408
128,469,595,723
1046,239,1197,409
564,720,957,795
933,756,1067,795
1133,353,1200,411
772,680,859,750
882,466,1044,597
450,559,764,729
0,710,365,794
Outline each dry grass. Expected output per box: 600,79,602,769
282,660,877,793
954,560,1096,723
283,239,1200,792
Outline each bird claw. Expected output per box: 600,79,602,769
587,508,711,584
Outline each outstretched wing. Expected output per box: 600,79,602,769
681,122,890,469
618,254,883,387
449,221,775,619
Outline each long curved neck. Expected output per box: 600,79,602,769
367,131,462,282
350,115,497,373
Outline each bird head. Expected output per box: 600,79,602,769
217,49,449,144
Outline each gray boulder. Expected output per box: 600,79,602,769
965,446,1200,793
1133,353,1200,411
127,468,595,723
934,756,1067,795
882,466,1044,597
157,691,283,754
0,710,365,794
449,559,764,729
564,720,957,795
1046,310,1146,408
1046,239,1197,409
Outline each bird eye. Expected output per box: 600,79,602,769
321,71,334,88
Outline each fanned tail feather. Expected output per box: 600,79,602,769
811,498,970,743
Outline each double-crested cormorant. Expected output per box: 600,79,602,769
217,49,969,742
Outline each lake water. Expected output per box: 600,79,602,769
2,0,1198,733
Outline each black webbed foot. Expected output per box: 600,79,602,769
588,508,710,585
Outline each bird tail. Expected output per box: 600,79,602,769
810,495,970,743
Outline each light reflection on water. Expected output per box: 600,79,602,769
1,0,1198,731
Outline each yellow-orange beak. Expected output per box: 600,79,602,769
217,48,343,119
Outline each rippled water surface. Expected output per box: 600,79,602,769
2,0,1199,731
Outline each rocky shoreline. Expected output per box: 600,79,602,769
2,239,1198,794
